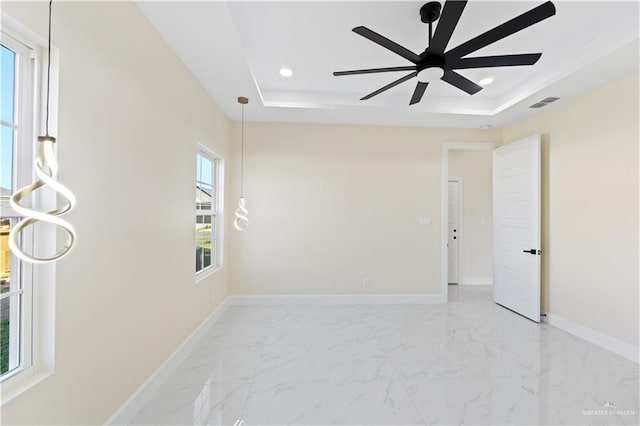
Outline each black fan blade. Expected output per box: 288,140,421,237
445,1,556,59
449,53,542,69
441,70,482,95
334,66,417,76
409,82,429,105
353,26,421,64
361,71,418,100
428,0,468,56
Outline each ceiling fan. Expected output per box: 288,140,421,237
333,1,556,105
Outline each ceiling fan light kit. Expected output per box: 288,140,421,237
334,0,556,105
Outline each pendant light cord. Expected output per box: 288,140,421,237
45,0,53,136
240,103,245,197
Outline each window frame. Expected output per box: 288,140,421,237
195,143,224,282
0,14,58,404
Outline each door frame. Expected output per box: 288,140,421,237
447,177,463,284
441,142,498,302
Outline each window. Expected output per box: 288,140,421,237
195,147,222,277
1,20,56,401
1,32,36,381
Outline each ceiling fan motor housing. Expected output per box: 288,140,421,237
420,2,442,23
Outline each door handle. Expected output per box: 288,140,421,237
523,249,541,255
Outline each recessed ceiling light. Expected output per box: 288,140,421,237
279,67,293,77
479,77,494,86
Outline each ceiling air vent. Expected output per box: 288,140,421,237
529,97,560,109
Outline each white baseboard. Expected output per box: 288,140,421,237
227,293,446,305
105,298,230,425
459,277,493,285
544,312,639,364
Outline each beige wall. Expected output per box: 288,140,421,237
229,123,500,296
2,2,231,424
448,150,493,283
503,72,639,347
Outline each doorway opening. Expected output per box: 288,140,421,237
447,178,462,285
441,142,496,302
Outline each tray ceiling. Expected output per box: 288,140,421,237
138,1,639,128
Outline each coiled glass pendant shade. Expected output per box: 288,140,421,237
233,197,249,231
9,136,77,263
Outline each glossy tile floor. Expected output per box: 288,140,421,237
130,286,639,425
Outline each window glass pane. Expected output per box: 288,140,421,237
196,153,202,183
196,151,217,273
210,214,216,268
196,215,203,272
0,301,10,374
1,217,20,376
0,218,10,291
1,45,15,124
196,186,212,211
196,153,213,210
203,247,211,269
196,215,212,272
1,125,13,193
200,156,212,186
0,295,19,375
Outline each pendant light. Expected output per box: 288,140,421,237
233,96,249,231
9,0,76,263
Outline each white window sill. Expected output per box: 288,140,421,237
0,367,53,405
196,265,222,283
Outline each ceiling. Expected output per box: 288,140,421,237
137,1,639,128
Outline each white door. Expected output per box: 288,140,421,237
448,180,460,284
493,135,541,322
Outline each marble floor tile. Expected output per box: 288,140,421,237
277,306,367,326
446,299,513,319
242,381,424,425
265,321,376,346
384,341,531,380
165,345,263,384
366,313,451,346
502,335,639,376
198,321,272,346
129,382,250,426
405,375,588,425
130,285,639,426
254,341,398,382
448,285,493,304
545,373,640,425
216,310,286,324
